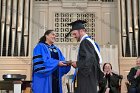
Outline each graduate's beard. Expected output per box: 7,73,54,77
76,37,80,42
76,30,81,42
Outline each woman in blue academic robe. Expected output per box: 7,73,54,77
32,30,71,93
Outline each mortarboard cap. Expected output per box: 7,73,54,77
65,20,87,38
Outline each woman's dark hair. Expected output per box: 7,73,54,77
102,63,112,71
39,30,54,43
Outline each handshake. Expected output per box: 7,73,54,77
60,60,77,68
63,60,73,65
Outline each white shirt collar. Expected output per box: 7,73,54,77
80,34,88,43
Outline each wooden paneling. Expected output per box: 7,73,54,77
0,57,32,80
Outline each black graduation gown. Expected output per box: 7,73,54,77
98,73,120,93
76,39,101,93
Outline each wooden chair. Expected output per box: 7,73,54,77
66,75,74,93
118,75,123,93
125,81,130,93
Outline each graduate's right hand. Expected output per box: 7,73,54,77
71,62,77,68
105,88,110,93
58,61,67,66
103,72,106,76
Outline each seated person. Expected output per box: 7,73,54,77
127,57,140,93
98,63,121,93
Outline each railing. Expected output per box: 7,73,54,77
100,44,119,73
58,43,119,93
57,43,119,73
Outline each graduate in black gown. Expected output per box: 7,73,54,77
127,57,140,93
98,63,121,93
65,20,102,93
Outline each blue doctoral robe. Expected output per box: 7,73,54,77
32,43,71,93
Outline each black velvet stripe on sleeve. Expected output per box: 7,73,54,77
34,67,46,73
33,55,42,59
33,61,44,66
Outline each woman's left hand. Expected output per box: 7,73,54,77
58,61,67,66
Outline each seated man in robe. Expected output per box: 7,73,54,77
127,57,140,93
